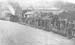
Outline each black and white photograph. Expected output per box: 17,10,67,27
0,0,75,45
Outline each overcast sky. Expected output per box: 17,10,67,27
0,0,75,8
0,0,74,3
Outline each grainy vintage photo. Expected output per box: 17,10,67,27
0,0,75,45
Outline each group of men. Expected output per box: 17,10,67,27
50,15,75,39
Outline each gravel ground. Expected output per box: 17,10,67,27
0,20,75,45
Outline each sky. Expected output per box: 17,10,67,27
0,0,75,8
0,0,75,14
0,0,75,13
0,0,75,3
